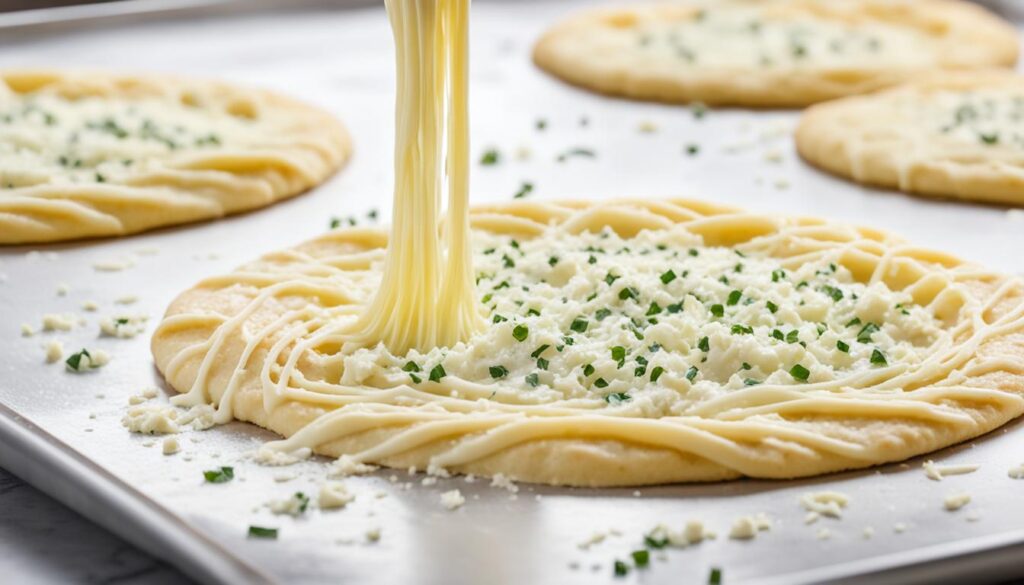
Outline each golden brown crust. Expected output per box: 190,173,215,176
797,71,1024,205
533,0,1019,108
0,70,351,244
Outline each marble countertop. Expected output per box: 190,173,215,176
0,467,191,585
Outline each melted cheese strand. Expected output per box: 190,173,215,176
351,0,481,354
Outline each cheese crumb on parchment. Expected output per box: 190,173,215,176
923,460,980,481
44,340,64,363
440,489,466,510
319,482,355,509
1008,464,1024,479
328,455,377,477
268,492,310,516
162,437,180,455
42,313,79,332
728,514,771,540
253,447,312,467
800,491,849,519
100,314,148,338
944,492,971,511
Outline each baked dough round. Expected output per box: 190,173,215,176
533,0,1019,108
0,70,351,244
797,71,1024,205
153,199,1024,486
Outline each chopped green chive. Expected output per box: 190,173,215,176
766,300,778,313
731,324,753,335
856,322,880,344
605,392,630,405
710,304,725,318
480,148,500,165
203,466,234,483
489,365,508,379
685,366,699,381
650,366,665,382
525,372,540,387
402,361,420,372
709,567,723,585
646,302,662,316
631,549,650,568
614,560,630,577
512,324,529,342
530,345,550,359
790,364,810,381
618,287,639,302
727,290,742,306
660,270,677,284
428,364,446,383
870,349,888,366
570,317,589,333
583,364,595,377
698,336,710,352
594,378,609,389
513,182,534,199
248,526,278,539
836,340,850,353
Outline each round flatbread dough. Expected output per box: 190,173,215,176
797,72,1024,205
0,70,351,244
153,199,1024,487
533,0,1019,108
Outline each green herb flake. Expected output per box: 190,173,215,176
428,364,447,383
583,364,595,377
570,317,589,333
698,336,710,352
605,392,630,405
248,526,278,539
506,180,533,200
660,270,677,284
870,349,888,366
631,549,650,568
685,366,699,382
766,300,778,313
727,290,742,306
614,560,630,577
489,365,509,379
790,364,811,382
836,340,850,353
710,304,725,318
402,361,421,372
525,372,540,387
203,466,234,484
480,148,500,165
650,366,665,382
512,324,529,342
594,378,609,389
856,322,880,344
709,567,723,585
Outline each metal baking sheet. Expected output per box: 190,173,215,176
2,2,1024,583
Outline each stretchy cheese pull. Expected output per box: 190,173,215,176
352,0,482,354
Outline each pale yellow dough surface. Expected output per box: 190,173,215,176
0,70,351,244
798,72,1024,205
533,0,1019,108
152,199,1024,487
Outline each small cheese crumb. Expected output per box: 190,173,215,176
66,348,110,372
122,404,180,434
923,460,980,481
162,437,180,455
1008,464,1024,479
637,121,658,133
92,258,135,272
44,340,64,363
328,455,377,477
800,491,849,519
440,489,465,510
56,283,69,296
21,323,35,337
577,531,607,550
81,300,99,312
1006,209,1024,222
254,447,312,466
893,522,907,534
762,149,784,164
365,527,381,542
273,472,297,483
944,492,971,512
268,493,310,516
100,315,148,338
42,313,77,331
114,295,139,305
490,473,518,493
729,516,761,540
862,527,875,539
816,528,831,540
319,482,355,509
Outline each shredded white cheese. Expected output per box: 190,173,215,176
923,460,980,481
162,437,180,455
43,340,63,363
800,491,849,519
944,492,971,511
319,482,355,509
